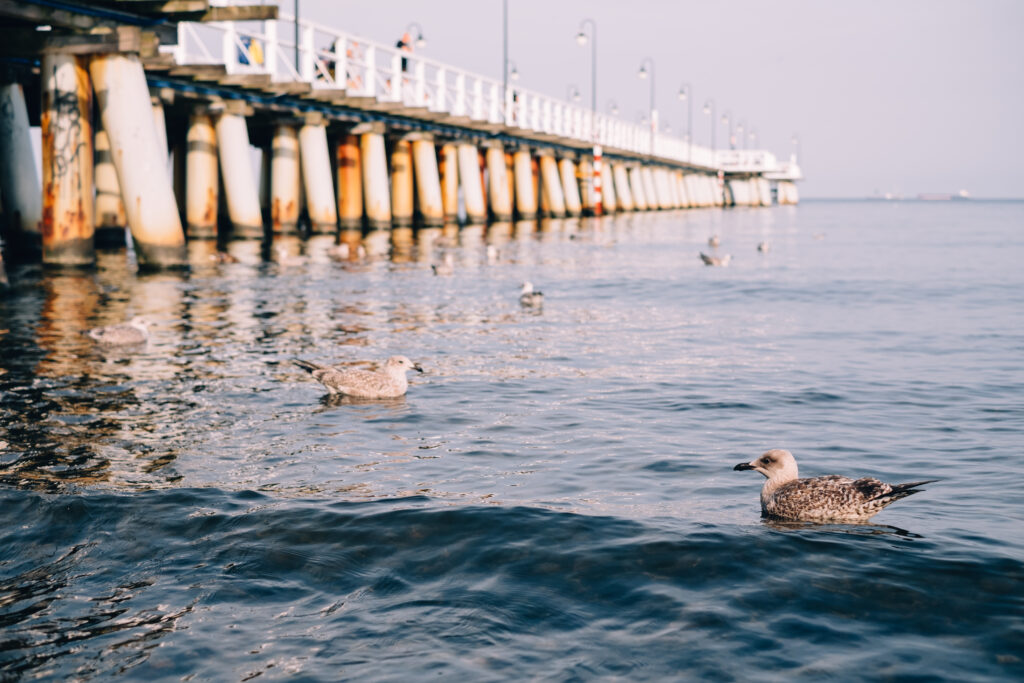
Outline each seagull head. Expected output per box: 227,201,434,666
387,355,424,373
128,316,152,329
520,281,534,294
734,449,799,482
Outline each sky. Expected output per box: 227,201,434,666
266,0,1022,199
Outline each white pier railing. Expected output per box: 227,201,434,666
172,9,780,174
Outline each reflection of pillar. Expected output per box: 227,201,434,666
0,83,42,253
94,125,126,245
578,157,595,215
612,164,634,211
482,144,509,222
360,130,391,229
390,138,414,227
411,136,443,226
600,161,617,213
300,120,337,232
512,148,537,219
335,133,363,229
41,52,94,266
271,124,300,233
538,153,565,218
438,142,459,222
629,166,648,211
186,112,218,237
215,110,263,238
559,158,582,217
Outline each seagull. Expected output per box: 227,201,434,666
431,253,455,276
292,355,423,398
326,243,350,261
700,252,731,267
209,251,239,264
708,235,720,248
733,449,936,522
86,316,151,346
519,281,544,307
757,241,770,252
275,244,307,266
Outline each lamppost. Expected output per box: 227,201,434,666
637,57,655,155
575,18,597,135
749,128,757,149
703,99,716,151
502,0,509,124
720,110,733,149
606,99,619,115
678,83,692,162
736,120,746,150
791,133,800,163
405,22,427,48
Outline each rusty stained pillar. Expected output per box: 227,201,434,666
185,111,218,237
270,124,301,233
613,163,634,211
512,147,536,220
41,52,94,266
437,142,459,222
558,158,582,217
359,127,391,230
410,134,443,227
299,117,337,233
90,52,186,267
537,152,565,218
389,138,414,227
335,133,363,230
93,125,126,246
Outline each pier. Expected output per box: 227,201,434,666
0,0,802,271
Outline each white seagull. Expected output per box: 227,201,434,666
700,252,732,267
519,281,544,307
734,449,936,522
86,316,151,346
292,355,423,398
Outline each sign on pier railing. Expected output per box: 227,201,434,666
173,11,754,172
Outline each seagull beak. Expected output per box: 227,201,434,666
733,462,756,471
413,363,424,373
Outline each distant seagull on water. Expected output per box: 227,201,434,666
734,449,936,522
700,252,731,267
292,356,423,398
86,316,151,346
431,253,455,276
519,281,544,307
757,241,770,252
708,235,720,248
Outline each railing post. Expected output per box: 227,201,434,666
223,22,237,75
454,73,465,116
365,47,376,97
264,20,278,79
414,60,426,106
300,24,315,81
390,52,402,102
472,79,483,119
488,83,499,123
334,36,347,90
175,23,187,64
504,84,514,126
435,68,446,111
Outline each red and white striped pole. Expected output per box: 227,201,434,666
593,145,603,215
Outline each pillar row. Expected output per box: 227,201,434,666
558,158,582,217
300,121,337,232
185,111,218,237
335,133,363,229
270,124,300,233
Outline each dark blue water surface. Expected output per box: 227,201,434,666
1,201,1023,680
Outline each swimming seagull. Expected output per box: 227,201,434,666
700,252,731,267
86,316,151,346
275,244,307,266
733,449,936,522
519,281,544,307
757,241,770,252
292,356,423,398
708,235,721,248
431,253,455,276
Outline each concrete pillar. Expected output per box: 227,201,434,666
299,121,337,232
270,124,300,233
578,157,595,215
360,130,391,229
390,138,414,227
629,167,648,211
41,52,94,266
90,53,186,267
538,153,566,218
438,142,459,222
641,167,659,210
335,133,363,229
512,148,537,219
0,83,42,253
151,96,169,167
483,144,510,222
94,125,126,242
411,136,443,226
654,169,671,209
185,112,218,237
758,177,773,207
674,172,689,208
600,161,617,213
214,111,263,238
559,158,582,217
612,164,634,211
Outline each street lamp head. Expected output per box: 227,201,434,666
405,22,426,49
575,31,588,46
720,114,728,124
678,89,687,101
703,102,711,114
637,66,648,80
415,36,427,49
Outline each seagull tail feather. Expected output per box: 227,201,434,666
872,479,938,504
292,359,325,374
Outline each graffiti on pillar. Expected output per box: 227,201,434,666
45,63,87,184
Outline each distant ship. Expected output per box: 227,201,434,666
917,190,971,201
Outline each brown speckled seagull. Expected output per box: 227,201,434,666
86,316,151,346
292,356,423,398
734,449,935,522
